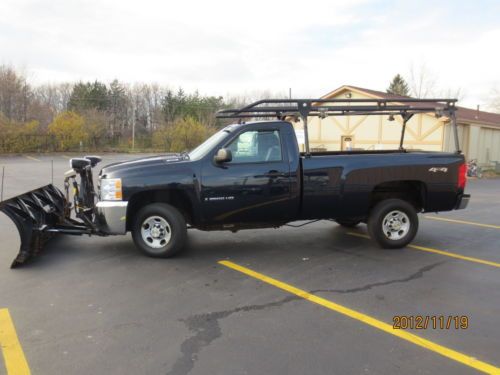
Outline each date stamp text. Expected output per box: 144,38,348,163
393,315,469,330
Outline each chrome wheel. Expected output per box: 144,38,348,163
382,210,410,241
141,216,172,249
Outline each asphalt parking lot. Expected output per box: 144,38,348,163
0,154,499,375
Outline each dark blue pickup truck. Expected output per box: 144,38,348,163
0,98,470,267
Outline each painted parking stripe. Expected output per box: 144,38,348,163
347,232,500,268
424,216,500,230
24,156,40,162
0,309,31,375
219,260,500,374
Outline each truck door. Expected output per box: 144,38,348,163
200,126,293,225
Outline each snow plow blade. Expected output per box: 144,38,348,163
0,184,77,268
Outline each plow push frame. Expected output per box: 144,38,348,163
0,156,104,268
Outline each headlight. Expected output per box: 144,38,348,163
100,178,123,201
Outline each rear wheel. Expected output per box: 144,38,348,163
367,199,418,249
335,219,362,228
132,203,187,257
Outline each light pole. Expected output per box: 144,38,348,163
132,106,136,151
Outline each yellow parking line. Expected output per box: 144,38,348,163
24,156,40,162
347,232,500,268
0,309,31,375
219,261,500,374
424,216,500,230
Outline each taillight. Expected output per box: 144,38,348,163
458,163,467,190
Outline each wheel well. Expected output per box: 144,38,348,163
126,189,194,231
370,180,426,211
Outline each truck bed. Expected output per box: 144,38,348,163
299,151,465,220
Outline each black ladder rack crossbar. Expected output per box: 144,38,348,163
217,98,458,118
216,98,460,155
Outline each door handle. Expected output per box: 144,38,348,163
265,170,285,178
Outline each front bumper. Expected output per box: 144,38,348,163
96,201,128,234
455,194,470,210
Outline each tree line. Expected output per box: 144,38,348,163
0,65,249,152
2,65,497,153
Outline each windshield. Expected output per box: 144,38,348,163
188,129,230,160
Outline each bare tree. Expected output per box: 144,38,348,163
408,63,438,98
0,65,31,122
31,83,74,128
149,83,167,131
408,63,464,101
437,87,465,101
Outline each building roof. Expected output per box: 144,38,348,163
322,85,500,128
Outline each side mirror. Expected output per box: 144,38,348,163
84,155,102,168
214,148,232,163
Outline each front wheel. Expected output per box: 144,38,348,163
367,199,418,249
132,203,187,258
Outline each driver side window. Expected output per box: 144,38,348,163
227,130,282,163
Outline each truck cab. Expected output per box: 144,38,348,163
198,121,300,227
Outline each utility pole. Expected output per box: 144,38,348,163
289,88,292,99
1,166,5,201
132,105,136,151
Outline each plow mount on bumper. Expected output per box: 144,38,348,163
0,156,104,268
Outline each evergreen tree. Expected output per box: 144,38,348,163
68,81,109,112
161,88,224,125
108,79,129,134
387,74,410,96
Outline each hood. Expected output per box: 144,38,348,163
99,153,189,178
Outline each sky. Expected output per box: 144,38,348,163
0,0,499,108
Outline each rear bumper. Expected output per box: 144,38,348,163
96,201,128,234
455,194,470,210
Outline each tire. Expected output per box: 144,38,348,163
132,203,187,258
335,219,362,228
367,199,418,249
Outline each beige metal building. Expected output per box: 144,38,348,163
293,85,500,164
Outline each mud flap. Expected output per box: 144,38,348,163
0,184,68,268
